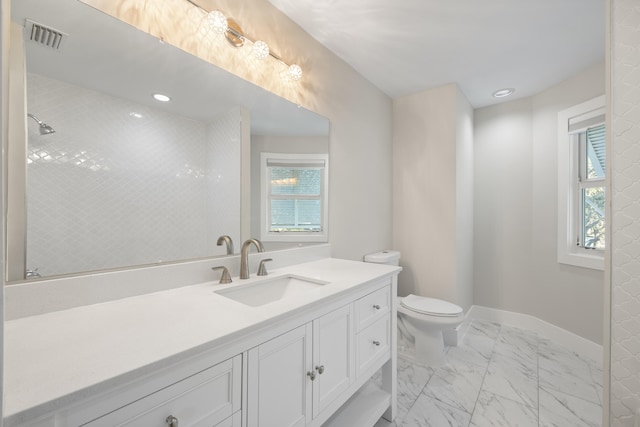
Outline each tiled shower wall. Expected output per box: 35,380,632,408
26,73,241,277
611,1,640,426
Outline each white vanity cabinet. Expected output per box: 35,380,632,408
4,259,399,427
246,304,355,427
82,355,242,427
246,280,394,427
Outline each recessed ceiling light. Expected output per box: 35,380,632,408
153,93,171,102
492,88,515,98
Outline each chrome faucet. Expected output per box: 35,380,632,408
216,235,234,255
240,238,265,279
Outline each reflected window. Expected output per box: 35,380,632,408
260,153,328,242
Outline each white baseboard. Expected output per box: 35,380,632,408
465,305,603,365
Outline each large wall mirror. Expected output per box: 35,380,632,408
7,0,329,282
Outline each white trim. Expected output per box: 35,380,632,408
557,95,605,270
464,305,603,364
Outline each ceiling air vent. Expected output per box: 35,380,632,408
26,20,66,50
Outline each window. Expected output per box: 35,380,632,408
577,124,605,250
557,95,605,270
260,153,329,242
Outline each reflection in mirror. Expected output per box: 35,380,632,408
8,0,329,281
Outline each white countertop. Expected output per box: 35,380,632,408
4,258,400,425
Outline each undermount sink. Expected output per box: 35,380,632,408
214,274,329,307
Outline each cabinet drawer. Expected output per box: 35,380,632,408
355,285,390,331
356,314,390,376
84,355,241,427
216,411,241,427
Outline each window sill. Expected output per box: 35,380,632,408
558,251,604,271
260,232,328,243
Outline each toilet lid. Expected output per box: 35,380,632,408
401,294,463,317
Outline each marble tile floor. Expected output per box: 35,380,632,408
374,319,603,427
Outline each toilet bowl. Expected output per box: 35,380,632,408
397,294,464,367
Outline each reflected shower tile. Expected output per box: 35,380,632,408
423,358,486,414
400,393,471,427
481,352,538,408
539,386,601,427
469,390,538,427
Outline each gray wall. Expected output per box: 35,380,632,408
474,62,605,344
392,83,474,311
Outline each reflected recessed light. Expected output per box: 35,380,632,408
492,88,515,98
129,112,143,119
153,93,171,102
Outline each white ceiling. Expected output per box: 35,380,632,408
267,0,605,107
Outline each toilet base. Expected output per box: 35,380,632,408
415,328,447,367
397,320,448,368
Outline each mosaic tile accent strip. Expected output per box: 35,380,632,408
611,1,640,426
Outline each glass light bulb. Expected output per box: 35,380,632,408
287,64,303,81
207,10,228,34
252,40,270,60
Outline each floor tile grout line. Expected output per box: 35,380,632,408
387,318,602,427
465,320,499,427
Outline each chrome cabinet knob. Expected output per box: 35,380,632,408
373,340,381,346
307,370,317,381
373,304,381,310
166,415,179,427
316,365,325,375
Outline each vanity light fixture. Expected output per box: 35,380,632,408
153,93,171,102
186,0,302,81
492,88,515,98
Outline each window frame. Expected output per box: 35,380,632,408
260,152,329,243
557,95,605,270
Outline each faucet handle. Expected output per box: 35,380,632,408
212,266,232,284
257,258,273,276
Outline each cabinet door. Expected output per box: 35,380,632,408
84,355,241,427
247,324,313,427
312,304,355,417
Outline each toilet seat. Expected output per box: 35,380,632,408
400,294,463,317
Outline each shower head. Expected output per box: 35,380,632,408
27,113,55,135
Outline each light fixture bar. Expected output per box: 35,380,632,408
185,0,302,80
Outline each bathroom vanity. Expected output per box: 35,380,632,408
4,257,399,427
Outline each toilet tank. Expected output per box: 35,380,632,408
364,250,400,266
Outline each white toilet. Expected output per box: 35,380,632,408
364,250,465,367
